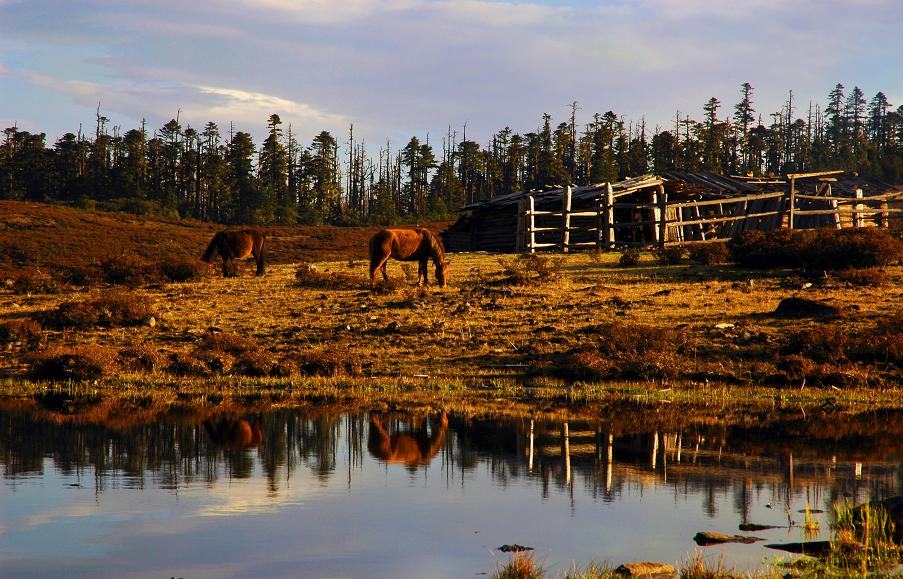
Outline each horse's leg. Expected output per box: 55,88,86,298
418,259,428,286
253,236,266,276
381,261,389,282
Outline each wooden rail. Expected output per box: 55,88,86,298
517,180,900,253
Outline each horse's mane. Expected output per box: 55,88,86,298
427,230,445,262
201,232,223,262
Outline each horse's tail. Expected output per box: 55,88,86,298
201,232,223,262
255,230,267,276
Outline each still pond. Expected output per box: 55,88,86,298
1,403,901,577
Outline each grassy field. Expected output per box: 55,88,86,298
1,201,901,416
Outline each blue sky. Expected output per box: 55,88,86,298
1,0,901,149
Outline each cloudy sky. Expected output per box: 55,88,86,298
1,0,901,149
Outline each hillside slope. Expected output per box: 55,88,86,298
0,201,450,278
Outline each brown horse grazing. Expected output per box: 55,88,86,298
368,412,448,468
201,228,267,277
369,228,447,289
203,416,264,449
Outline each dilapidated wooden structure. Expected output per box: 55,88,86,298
441,171,903,253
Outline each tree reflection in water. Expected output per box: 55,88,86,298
1,404,902,519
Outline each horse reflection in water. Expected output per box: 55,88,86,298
204,415,264,449
368,412,448,468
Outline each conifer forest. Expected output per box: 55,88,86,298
3,83,902,225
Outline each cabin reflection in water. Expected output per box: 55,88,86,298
1,406,902,519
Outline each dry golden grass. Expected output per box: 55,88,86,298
1,246,902,399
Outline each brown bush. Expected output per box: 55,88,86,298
158,257,210,283
834,267,889,287
30,346,116,382
100,254,156,286
654,246,685,265
498,254,562,285
49,290,154,328
0,318,45,350
729,228,903,270
782,326,848,364
774,354,816,383
553,322,693,382
117,346,162,373
232,351,277,377
291,348,362,377
295,263,362,289
848,309,903,366
689,243,729,266
11,269,62,294
618,248,642,266
165,353,212,377
196,330,258,356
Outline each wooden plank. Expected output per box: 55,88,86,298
788,176,796,229
671,210,782,227
516,198,525,253
603,183,615,250
657,184,667,246
528,195,536,253
562,186,572,252
669,192,784,209
785,170,845,179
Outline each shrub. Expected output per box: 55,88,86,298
0,318,45,350
196,330,258,356
654,246,685,265
498,254,562,285
729,228,903,270
232,351,277,377
848,309,903,366
618,248,642,266
158,258,210,283
689,243,729,265
49,290,153,328
11,269,62,294
30,346,116,382
782,326,848,364
554,322,693,382
834,267,888,287
117,346,162,373
165,353,212,377
100,254,155,286
292,348,362,377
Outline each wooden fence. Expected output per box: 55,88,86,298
516,184,903,253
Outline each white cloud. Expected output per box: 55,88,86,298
187,85,349,130
244,0,420,23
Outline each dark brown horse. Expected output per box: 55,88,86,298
201,228,267,277
367,412,448,468
203,416,264,449
369,228,447,289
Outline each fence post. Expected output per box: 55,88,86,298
657,184,667,247
605,183,615,250
854,188,864,228
788,176,796,229
516,198,526,253
881,200,889,228
528,194,536,254
562,186,572,253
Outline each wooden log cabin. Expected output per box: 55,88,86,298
441,171,903,253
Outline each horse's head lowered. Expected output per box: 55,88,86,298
429,233,448,288
435,259,448,288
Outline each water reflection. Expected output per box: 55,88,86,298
1,403,902,577
368,411,448,468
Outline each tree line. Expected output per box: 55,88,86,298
2,82,902,225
